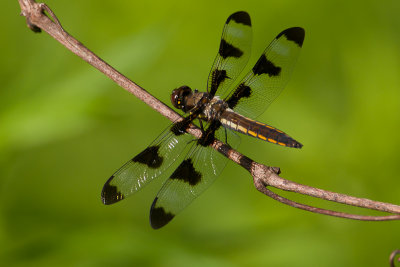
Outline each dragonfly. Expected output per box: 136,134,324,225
101,11,305,229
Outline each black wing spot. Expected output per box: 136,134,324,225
227,11,251,26
226,83,251,109
132,145,163,168
170,158,201,186
219,39,243,59
101,177,125,204
252,54,281,77
150,197,175,229
210,69,229,96
276,27,305,47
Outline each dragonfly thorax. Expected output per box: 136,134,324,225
202,96,229,121
171,86,228,121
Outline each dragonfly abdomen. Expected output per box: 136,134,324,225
220,110,302,148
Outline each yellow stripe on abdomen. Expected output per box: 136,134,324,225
220,110,302,148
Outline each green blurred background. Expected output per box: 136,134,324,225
2,0,400,266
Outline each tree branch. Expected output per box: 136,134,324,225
18,0,400,221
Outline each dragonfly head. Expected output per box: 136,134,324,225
171,86,193,112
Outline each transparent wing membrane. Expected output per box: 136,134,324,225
225,27,305,119
207,11,252,97
101,123,193,204
150,126,240,229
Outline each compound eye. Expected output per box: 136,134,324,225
181,86,192,96
171,86,192,110
171,89,180,108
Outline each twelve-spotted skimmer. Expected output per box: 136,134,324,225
102,11,305,229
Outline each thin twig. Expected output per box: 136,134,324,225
255,180,400,221
252,162,400,214
390,250,400,267
18,0,400,220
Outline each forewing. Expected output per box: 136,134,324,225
225,27,305,119
101,121,193,205
149,125,240,229
207,11,252,97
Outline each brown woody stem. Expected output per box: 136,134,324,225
18,0,400,221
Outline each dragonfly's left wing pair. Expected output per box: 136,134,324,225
102,119,240,229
